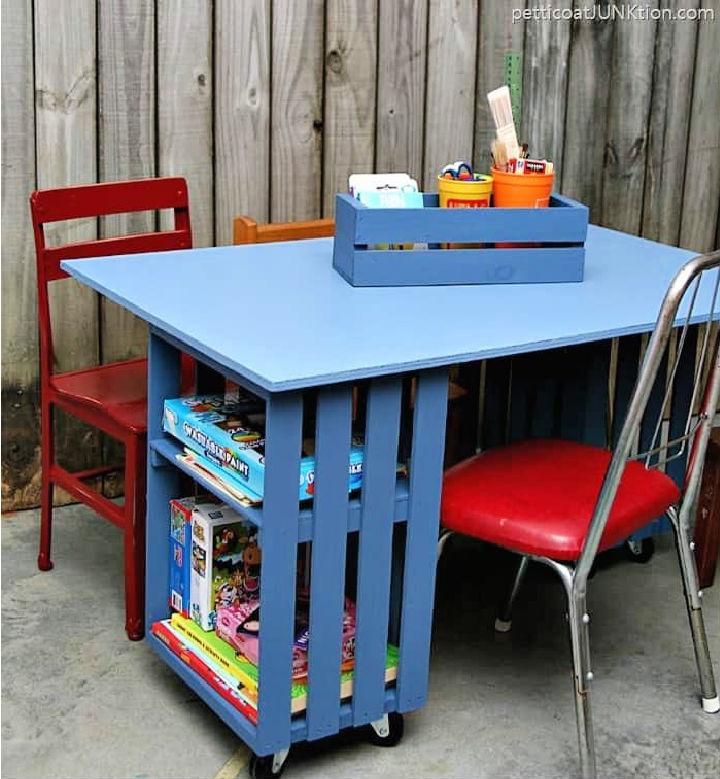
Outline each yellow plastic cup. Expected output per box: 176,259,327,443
437,173,493,208
437,174,493,248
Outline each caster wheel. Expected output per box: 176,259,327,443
624,537,655,564
366,712,404,747
248,754,285,779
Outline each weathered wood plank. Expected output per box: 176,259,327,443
322,0,378,216
5,0,718,514
271,0,324,221
642,0,699,244
679,0,720,253
376,0,428,176
521,1,572,180
98,0,155,364
158,0,213,247
561,1,613,217
1,0,39,510
34,0,101,478
600,5,658,234
474,0,525,171
423,0,478,188
215,0,271,244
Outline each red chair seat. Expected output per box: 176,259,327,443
51,358,148,434
441,439,680,560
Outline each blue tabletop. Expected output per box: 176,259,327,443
62,226,717,392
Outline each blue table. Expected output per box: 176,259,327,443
62,225,718,769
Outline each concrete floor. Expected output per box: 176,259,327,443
2,504,719,779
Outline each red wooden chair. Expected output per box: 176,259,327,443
439,251,720,778
30,177,194,641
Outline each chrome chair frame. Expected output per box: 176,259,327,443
437,251,720,779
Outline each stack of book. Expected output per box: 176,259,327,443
152,613,399,722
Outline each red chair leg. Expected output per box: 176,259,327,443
123,434,147,641
38,399,54,571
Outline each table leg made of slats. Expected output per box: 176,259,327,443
145,327,449,761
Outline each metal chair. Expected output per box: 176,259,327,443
30,177,194,641
439,251,720,778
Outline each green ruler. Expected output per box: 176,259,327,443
505,51,522,129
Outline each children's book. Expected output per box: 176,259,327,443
171,612,258,689
288,644,399,715
151,620,258,724
177,448,262,506
168,613,398,715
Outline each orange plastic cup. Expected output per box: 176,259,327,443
491,167,554,208
492,166,554,247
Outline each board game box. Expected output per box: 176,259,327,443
163,394,365,501
190,502,260,630
169,496,218,617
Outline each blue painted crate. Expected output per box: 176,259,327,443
333,192,589,287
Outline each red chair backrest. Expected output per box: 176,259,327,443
30,177,192,380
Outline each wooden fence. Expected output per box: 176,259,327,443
2,0,720,510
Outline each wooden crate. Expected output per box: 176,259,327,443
333,192,589,287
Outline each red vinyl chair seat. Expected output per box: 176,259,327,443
51,358,148,433
441,439,680,560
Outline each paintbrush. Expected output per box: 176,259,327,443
487,86,520,161
491,139,509,172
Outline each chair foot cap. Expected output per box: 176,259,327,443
126,619,145,641
494,618,512,633
702,696,720,714
37,555,54,572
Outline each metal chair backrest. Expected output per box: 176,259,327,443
30,177,192,383
233,215,334,245
575,251,720,591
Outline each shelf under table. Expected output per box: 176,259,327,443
148,632,399,754
149,436,411,542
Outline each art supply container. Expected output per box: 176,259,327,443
492,167,554,248
438,174,493,248
437,173,493,209
491,167,554,208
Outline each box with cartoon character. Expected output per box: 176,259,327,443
215,589,357,680
189,502,261,631
163,394,365,501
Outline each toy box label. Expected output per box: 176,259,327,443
446,197,489,208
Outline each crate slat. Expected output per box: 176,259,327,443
396,369,449,711
352,378,402,726
255,392,303,754
343,247,585,287
306,385,353,740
